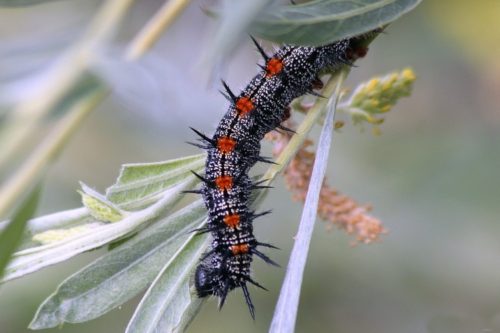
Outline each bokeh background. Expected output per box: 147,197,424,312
1,0,500,332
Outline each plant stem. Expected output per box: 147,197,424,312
0,89,107,217
126,0,193,60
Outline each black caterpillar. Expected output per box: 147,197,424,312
188,34,371,319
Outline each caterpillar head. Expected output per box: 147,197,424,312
194,262,220,298
194,252,228,298
194,252,256,319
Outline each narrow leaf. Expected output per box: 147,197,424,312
92,52,221,119
1,155,204,282
31,222,103,246
3,207,93,252
3,177,195,283
252,0,422,45
0,184,40,279
269,75,343,333
125,221,209,333
29,200,207,329
20,207,90,236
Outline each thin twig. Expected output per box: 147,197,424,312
126,0,193,60
0,89,107,217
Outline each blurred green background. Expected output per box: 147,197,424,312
1,0,500,332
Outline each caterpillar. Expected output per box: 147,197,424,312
188,33,372,319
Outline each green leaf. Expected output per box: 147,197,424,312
79,183,124,222
106,154,205,209
251,0,422,45
125,222,209,333
4,182,192,282
0,185,41,279
29,200,207,329
4,207,92,252
1,154,205,283
21,207,90,237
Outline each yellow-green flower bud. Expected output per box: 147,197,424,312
340,68,416,132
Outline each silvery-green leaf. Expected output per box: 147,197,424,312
79,182,124,222
4,207,91,251
125,221,209,333
29,200,207,329
23,207,90,235
270,82,340,333
31,222,103,246
1,155,205,282
106,154,205,210
252,0,422,45
3,179,189,282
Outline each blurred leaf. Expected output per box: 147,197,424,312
48,74,106,118
125,221,209,333
0,184,40,279
252,0,422,45
29,200,207,329
0,78,106,221
0,0,135,172
92,52,221,120
202,0,274,67
0,0,63,6
0,30,79,94
1,155,205,282
270,77,341,333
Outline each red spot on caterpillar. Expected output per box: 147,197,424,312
215,175,233,191
266,58,283,77
192,34,374,317
231,243,249,255
236,97,254,116
223,214,240,228
217,137,236,154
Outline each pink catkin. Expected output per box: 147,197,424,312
266,123,387,244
